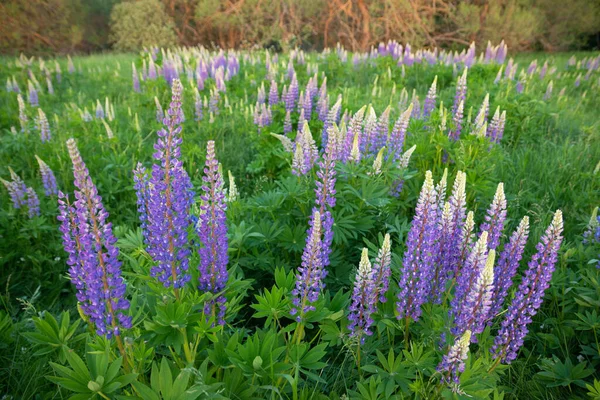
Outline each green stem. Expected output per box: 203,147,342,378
404,316,410,345
181,327,194,364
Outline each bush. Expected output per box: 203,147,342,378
109,0,177,51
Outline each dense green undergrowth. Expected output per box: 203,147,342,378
0,48,599,399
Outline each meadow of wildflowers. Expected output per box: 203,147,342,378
0,44,599,399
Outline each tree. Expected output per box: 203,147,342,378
110,0,177,51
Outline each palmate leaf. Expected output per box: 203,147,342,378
23,311,86,363
47,345,137,397
537,356,595,388
251,285,290,328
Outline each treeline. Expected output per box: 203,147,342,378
1,0,599,54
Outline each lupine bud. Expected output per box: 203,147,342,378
28,81,38,106
372,234,392,302
36,108,51,143
422,76,437,119
474,93,489,131
17,94,28,132
452,68,468,115
480,183,507,250
492,211,563,364
283,110,292,134
348,248,377,342
35,155,58,196
96,100,104,119
438,330,472,386
198,141,229,324
448,100,464,141
133,163,149,240
101,119,114,139
397,171,439,321
544,81,553,101
389,103,412,162
371,147,385,175
227,170,238,202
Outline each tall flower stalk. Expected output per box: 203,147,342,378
491,210,563,367
480,183,507,250
197,141,229,325
142,79,194,293
291,210,325,324
35,155,58,196
348,248,377,343
487,216,529,323
397,171,439,338
58,139,131,358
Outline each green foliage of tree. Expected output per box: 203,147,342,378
109,0,177,51
0,0,86,55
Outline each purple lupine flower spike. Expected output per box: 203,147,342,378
453,250,496,340
314,132,338,268
448,100,464,141
36,108,51,143
455,210,476,278
132,63,141,93
284,110,292,134
268,80,279,106
371,234,392,302
25,187,40,218
291,210,326,322
452,68,468,115
438,330,472,388
480,183,507,250
17,94,28,132
133,163,150,241
422,76,437,119
348,248,377,342
35,155,58,196
28,81,39,107
397,171,439,322
487,216,529,323
2,168,27,209
342,106,366,162
146,79,194,289
62,138,131,338
491,210,563,364
451,231,488,321
198,140,229,325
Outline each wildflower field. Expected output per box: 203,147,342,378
1,44,599,399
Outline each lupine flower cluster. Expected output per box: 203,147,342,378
136,79,194,289
487,216,529,321
26,187,40,218
397,171,439,322
58,138,131,338
452,249,496,339
491,210,563,364
35,108,51,143
291,210,326,321
479,183,507,250
348,248,377,342
438,330,472,387
35,155,58,196
197,141,229,324
1,168,27,209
